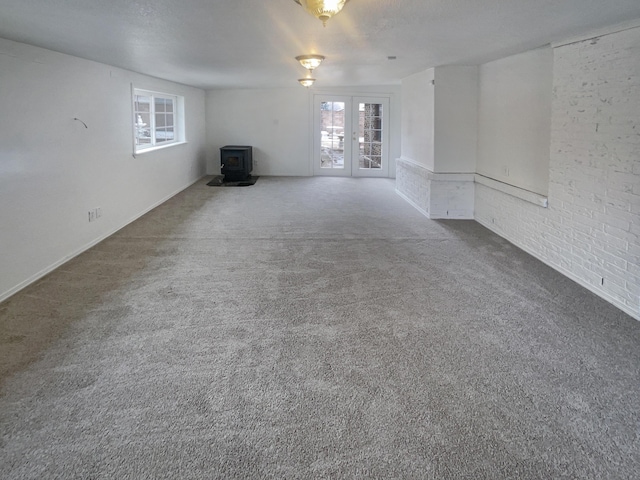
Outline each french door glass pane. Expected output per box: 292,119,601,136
320,101,345,169
358,102,383,169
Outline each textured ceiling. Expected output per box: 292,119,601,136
1,0,640,89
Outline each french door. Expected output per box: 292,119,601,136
313,95,390,177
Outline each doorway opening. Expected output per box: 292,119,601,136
313,95,390,177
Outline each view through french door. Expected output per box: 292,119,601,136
313,95,390,177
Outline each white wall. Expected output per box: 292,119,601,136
206,88,311,176
433,66,478,174
0,38,207,301
206,86,402,178
400,70,435,170
475,25,640,320
477,47,553,195
396,67,477,220
399,67,477,174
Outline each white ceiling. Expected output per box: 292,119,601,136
1,0,640,90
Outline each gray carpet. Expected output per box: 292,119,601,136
1,176,639,479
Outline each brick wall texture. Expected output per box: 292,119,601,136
396,159,475,219
475,26,640,319
396,158,432,216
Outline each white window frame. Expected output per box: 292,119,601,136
132,87,186,154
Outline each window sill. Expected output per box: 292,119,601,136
134,141,187,156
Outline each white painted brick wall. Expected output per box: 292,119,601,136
395,158,431,216
396,159,474,219
429,180,474,219
475,25,640,320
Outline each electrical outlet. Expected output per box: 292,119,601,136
88,207,102,222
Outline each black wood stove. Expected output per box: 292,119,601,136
220,145,253,181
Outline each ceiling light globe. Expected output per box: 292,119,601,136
294,0,350,26
298,78,316,88
295,54,325,71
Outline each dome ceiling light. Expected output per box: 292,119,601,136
293,0,351,27
298,78,316,88
295,54,324,87
295,54,325,72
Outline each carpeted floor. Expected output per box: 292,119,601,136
1,176,639,479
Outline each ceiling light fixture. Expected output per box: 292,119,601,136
298,77,316,87
293,0,350,27
295,54,325,71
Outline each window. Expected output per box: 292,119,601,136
133,88,184,153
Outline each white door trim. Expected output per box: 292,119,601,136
312,94,391,178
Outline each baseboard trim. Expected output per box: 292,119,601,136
395,188,431,219
475,217,639,322
0,175,206,304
